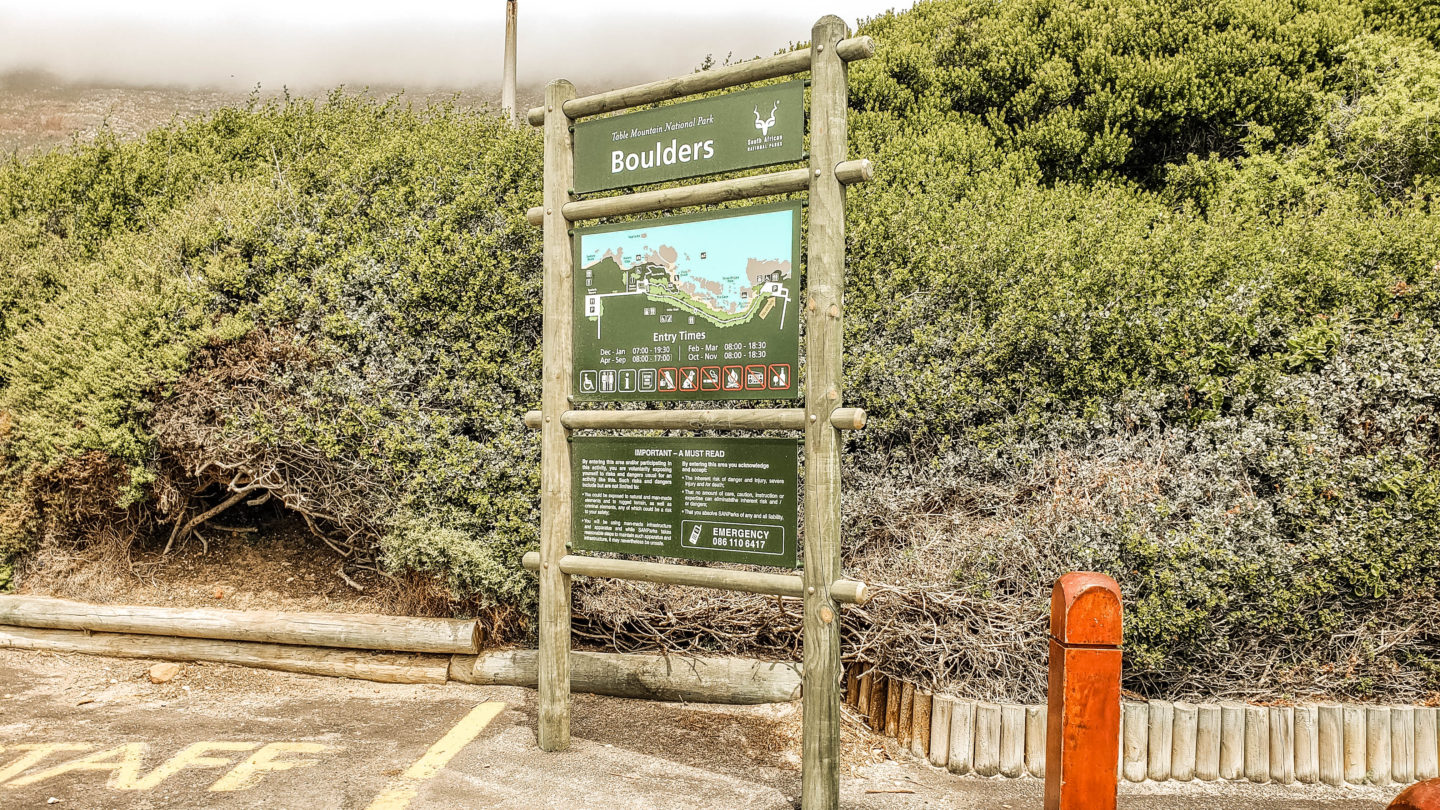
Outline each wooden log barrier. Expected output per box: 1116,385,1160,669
1368,706,1392,785
1220,701,1246,780
1318,703,1345,787
929,695,953,768
0,625,448,684
1344,704,1369,784
886,678,902,737
1269,706,1295,785
999,703,1025,778
1244,704,1270,783
1416,707,1439,781
1294,704,1319,785
912,690,932,759
1044,572,1122,809
0,595,479,654
869,674,888,732
1195,704,1221,781
1148,700,1174,782
973,702,1002,778
898,682,915,742
948,699,975,774
1122,702,1149,782
448,649,802,704
1171,701,1197,782
1025,704,1047,778
1393,705,1416,785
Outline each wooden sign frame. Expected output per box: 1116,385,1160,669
522,15,875,810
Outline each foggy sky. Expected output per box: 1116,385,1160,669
0,2,908,94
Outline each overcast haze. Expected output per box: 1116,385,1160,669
0,1,909,94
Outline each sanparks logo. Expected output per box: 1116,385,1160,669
573,79,805,193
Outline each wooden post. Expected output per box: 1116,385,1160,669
1122,702,1149,783
949,699,976,774
1044,572,1123,809
1000,703,1026,778
1416,707,1439,781
1318,703,1345,787
1026,704,1048,778
885,679,902,737
856,671,872,717
845,664,859,707
898,682,915,741
1219,701,1245,780
501,0,518,125
912,691,932,759
801,14,850,810
1269,705,1295,784
1195,704,1221,781
1148,700,1174,782
929,695,953,768
1294,704,1319,784
1171,701,1197,782
1344,704,1368,784
1244,704,1269,783
537,77,577,753
1369,706,1392,785
974,702,1003,777
1392,705,1415,785
868,674,887,732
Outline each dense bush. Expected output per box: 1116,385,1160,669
2,0,1438,698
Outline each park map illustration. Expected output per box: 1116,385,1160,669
573,203,799,401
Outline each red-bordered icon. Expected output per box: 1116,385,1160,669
657,367,678,392
744,365,767,390
722,365,743,391
767,363,791,390
679,367,700,392
700,366,721,391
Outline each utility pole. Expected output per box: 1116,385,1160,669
502,0,518,125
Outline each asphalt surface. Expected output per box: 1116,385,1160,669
0,649,1403,809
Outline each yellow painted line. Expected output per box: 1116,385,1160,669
364,701,505,810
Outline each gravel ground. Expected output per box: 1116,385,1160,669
0,648,1404,809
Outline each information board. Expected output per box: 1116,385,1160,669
573,201,800,402
571,436,799,567
572,80,805,193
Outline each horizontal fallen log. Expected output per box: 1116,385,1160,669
0,595,478,654
0,625,450,684
449,649,802,704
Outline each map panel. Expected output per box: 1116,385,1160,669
572,201,800,402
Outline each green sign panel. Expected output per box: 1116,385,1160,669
573,80,806,193
572,436,798,567
573,201,800,402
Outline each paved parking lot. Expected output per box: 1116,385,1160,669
0,649,1402,809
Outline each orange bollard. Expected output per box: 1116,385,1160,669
1390,779,1440,809
1044,572,1123,810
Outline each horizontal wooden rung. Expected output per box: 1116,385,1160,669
523,407,865,431
524,159,872,226
526,36,876,127
521,552,870,605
